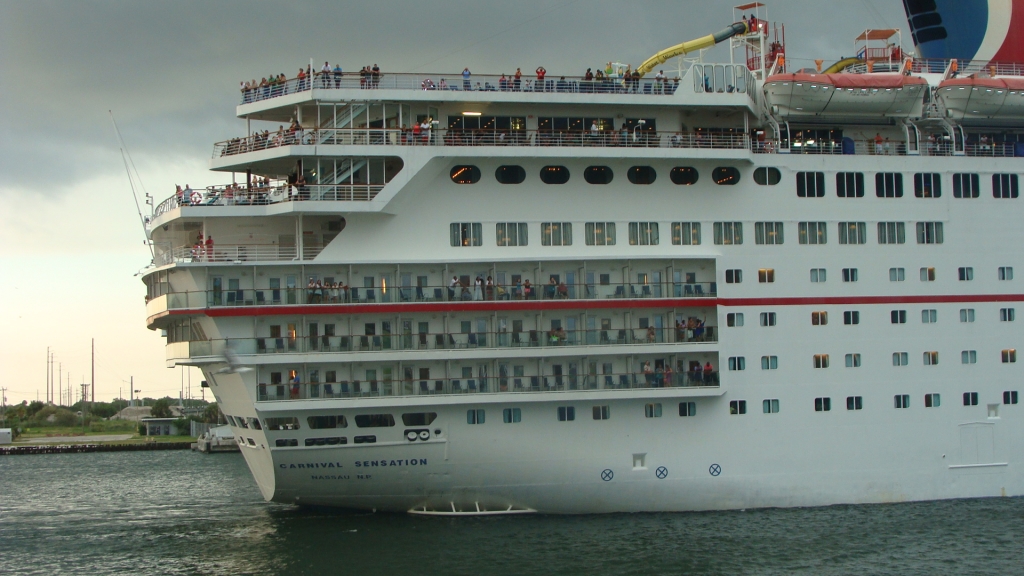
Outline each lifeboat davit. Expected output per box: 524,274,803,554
764,73,928,118
936,76,1024,120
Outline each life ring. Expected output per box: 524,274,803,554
190,191,202,205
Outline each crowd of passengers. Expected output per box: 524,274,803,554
174,177,294,208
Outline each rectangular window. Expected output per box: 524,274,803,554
714,222,743,245
644,403,663,418
924,393,941,408
678,402,697,417
916,222,944,244
953,173,980,198
628,222,660,246
796,171,826,197
758,268,775,283
761,355,778,370
836,172,865,197
726,312,744,327
728,356,746,370
810,268,826,282
877,222,906,244
557,406,576,421
914,173,942,198
584,222,616,246
920,267,936,282
502,408,522,423
811,311,828,325
962,350,977,364
838,222,867,244
671,222,701,245
1003,349,1017,363
958,267,974,281
1004,391,1019,405
889,267,905,282
963,392,979,406
921,309,937,323
891,310,907,324
993,173,1019,198
759,312,777,327
875,172,904,197
813,354,830,368
798,222,827,245
842,268,858,282
844,311,860,325
845,353,862,367
847,396,863,410
592,405,610,420
729,400,747,415
1000,308,1016,322
725,269,743,284
894,394,910,409
754,222,784,245
814,397,832,412
450,223,482,247
763,398,781,413
466,409,485,424
960,308,975,323
495,222,528,247
999,266,1014,281
923,351,939,365
541,222,572,246
893,352,909,366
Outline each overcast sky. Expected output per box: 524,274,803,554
0,0,907,405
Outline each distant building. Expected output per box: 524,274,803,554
0,429,12,445
140,418,181,436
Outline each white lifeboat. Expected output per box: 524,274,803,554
765,73,927,118
936,76,1024,120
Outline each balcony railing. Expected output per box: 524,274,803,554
154,183,383,216
154,244,325,266
149,282,718,309
754,140,1019,158
256,370,720,401
212,128,750,158
240,72,684,105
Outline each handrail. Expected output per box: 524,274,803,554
240,71,684,104
753,139,1017,157
154,182,384,217
212,128,751,158
154,243,325,266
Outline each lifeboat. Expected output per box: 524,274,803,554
765,73,927,118
936,76,1024,120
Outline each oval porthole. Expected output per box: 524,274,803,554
753,167,781,186
540,165,570,185
450,165,481,184
584,166,614,184
712,167,741,185
627,166,657,185
670,167,699,185
494,165,526,184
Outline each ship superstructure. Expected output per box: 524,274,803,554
141,3,1024,512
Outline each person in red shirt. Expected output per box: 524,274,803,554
205,236,214,262
535,66,546,92
514,68,522,91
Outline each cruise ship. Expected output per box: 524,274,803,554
141,2,1024,513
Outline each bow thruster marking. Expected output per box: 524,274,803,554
601,469,614,482
709,463,722,477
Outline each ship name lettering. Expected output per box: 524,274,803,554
311,475,350,480
280,462,344,470
354,458,427,468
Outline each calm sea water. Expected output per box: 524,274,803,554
1,451,1021,575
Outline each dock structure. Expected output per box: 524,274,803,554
0,442,192,455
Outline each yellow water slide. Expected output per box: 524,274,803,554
822,57,864,74
636,22,749,77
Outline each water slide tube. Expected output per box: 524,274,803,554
822,57,864,74
636,22,749,77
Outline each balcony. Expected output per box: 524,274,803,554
153,243,325,267
154,183,382,217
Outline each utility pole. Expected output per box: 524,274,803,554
91,338,95,403
1,387,7,427
46,347,50,404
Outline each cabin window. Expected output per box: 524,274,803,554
796,171,824,196
496,222,528,247
466,409,486,424
712,167,741,185
847,396,863,410
355,414,395,427
814,397,832,412
754,167,782,186
401,412,437,426
799,222,826,245
583,166,614,184
953,173,979,198
836,172,865,197
494,165,526,184
993,174,1019,198
627,166,657,185
725,269,742,283
877,222,906,244
628,222,659,245
539,165,570,184
450,165,480,184
714,222,743,245
263,417,299,431
584,222,615,245
894,395,910,409
450,223,482,247
307,415,348,429
914,173,941,197
502,408,522,423
754,222,783,244
875,172,903,197
679,402,696,417
670,167,699,185
837,222,866,244
557,406,576,421
729,400,747,415
916,222,944,244
671,222,701,245
541,222,572,246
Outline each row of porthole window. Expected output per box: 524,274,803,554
725,349,1018,371
451,165,739,186
753,168,1020,199
733,391,1020,414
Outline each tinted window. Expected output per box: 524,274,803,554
584,166,614,184
753,167,781,186
540,166,570,184
712,167,741,185
494,165,526,184
401,412,438,426
306,415,348,429
354,414,396,428
627,166,657,185
450,165,480,184
670,167,699,185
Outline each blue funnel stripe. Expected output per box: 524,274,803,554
903,0,989,60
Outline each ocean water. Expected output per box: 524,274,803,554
0,451,1021,575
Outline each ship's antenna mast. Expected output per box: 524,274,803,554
109,110,155,260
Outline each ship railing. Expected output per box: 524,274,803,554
152,282,718,309
240,72,685,105
212,129,750,157
180,329,717,358
908,58,1024,77
255,370,720,401
753,140,1018,158
152,183,384,216
157,243,324,265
